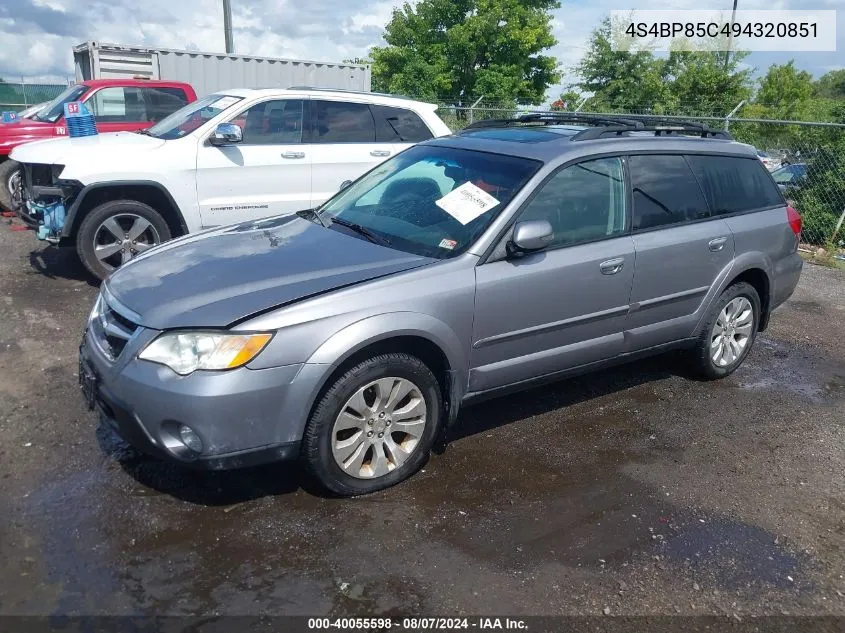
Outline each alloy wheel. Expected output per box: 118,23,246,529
331,377,427,479
710,296,754,367
93,213,161,271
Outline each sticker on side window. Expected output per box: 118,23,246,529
438,238,457,250
435,182,500,225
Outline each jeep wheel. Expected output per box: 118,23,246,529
76,199,171,280
0,159,21,212
302,353,443,496
690,281,761,379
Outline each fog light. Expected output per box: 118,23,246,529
178,425,203,454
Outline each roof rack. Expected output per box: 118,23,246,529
287,86,413,100
463,112,646,131
571,120,732,141
461,112,733,141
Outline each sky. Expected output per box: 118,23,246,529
0,0,843,103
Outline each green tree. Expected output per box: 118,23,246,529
756,61,814,118
664,50,752,116
814,69,845,99
551,89,581,110
571,18,668,112
370,0,560,106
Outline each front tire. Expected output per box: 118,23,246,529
691,282,761,379
76,199,171,280
0,159,21,212
302,353,443,496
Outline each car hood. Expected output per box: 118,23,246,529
9,131,165,165
0,119,59,151
105,214,436,330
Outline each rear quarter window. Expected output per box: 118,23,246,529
687,155,783,214
372,105,433,143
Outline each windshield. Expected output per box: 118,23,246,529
318,145,541,258
145,94,244,140
772,164,806,183
32,84,88,123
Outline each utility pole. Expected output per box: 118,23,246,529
724,0,738,70
223,0,234,54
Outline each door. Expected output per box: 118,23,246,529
139,86,190,125
308,99,394,207
624,154,735,350
85,87,150,133
195,98,310,226
470,157,635,393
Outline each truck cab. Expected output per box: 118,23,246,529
0,79,197,212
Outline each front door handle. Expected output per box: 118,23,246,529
370,150,391,157
600,257,625,275
709,236,728,252
282,151,305,159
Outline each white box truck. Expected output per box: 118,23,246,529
73,42,372,97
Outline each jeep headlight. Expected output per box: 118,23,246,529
139,331,273,375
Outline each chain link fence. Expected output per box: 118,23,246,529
0,82,69,112
438,103,845,257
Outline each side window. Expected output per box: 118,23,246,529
142,87,189,123
312,100,375,143
373,105,433,143
687,155,783,214
89,87,147,123
232,100,304,145
629,155,709,230
519,157,627,248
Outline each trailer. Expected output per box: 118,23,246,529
73,42,372,97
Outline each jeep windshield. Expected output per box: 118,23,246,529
31,84,88,123
145,94,244,140
318,145,540,259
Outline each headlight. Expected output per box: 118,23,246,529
138,331,273,375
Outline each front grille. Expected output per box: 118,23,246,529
89,295,139,361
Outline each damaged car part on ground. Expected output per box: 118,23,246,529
79,113,803,496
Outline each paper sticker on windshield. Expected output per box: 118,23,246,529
215,96,241,110
435,182,500,225
438,238,457,250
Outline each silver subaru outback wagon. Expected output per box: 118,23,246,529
79,114,803,495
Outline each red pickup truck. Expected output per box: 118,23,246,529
0,79,197,212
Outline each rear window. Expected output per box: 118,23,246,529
687,155,783,214
373,105,433,143
629,155,710,230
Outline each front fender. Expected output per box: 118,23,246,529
271,312,469,444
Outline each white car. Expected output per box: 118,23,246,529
756,149,782,171
11,88,451,279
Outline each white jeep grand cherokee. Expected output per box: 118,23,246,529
11,88,451,279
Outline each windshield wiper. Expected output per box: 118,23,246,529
135,128,152,135
296,208,327,228
329,217,390,246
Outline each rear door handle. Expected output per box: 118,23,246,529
709,236,728,252
282,151,305,159
600,257,625,275
370,150,391,157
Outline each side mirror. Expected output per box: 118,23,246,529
209,122,243,146
339,180,353,191
508,220,554,255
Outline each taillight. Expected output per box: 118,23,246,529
787,206,802,236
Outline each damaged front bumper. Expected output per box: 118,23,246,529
17,162,81,243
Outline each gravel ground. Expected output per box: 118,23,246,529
0,216,843,624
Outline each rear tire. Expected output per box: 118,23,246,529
302,353,443,496
690,282,760,379
0,159,21,212
76,199,171,280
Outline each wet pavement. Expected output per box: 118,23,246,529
1,219,844,619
